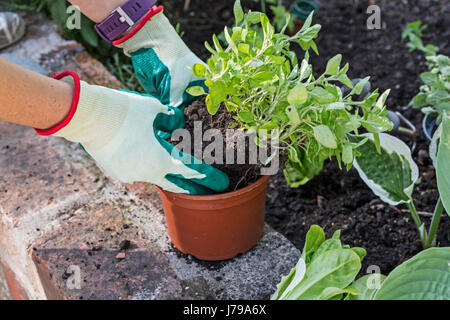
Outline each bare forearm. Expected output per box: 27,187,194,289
0,58,73,130
68,0,129,23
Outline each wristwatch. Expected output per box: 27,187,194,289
94,0,157,43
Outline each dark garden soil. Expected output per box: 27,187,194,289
180,99,262,192
164,0,450,275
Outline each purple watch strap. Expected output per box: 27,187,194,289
95,0,157,43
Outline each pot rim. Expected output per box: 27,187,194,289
157,175,271,200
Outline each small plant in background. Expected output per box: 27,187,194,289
403,21,450,125
254,0,294,33
402,21,438,56
188,0,393,187
272,225,450,300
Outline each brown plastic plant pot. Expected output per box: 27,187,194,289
157,175,271,261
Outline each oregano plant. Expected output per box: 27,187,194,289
187,0,393,187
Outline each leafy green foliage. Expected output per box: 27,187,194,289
403,21,450,124
402,21,439,56
272,225,365,300
273,226,450,300
373,248,450,300
350,133,418,205
189,1,393,186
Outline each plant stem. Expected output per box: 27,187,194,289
426,197,444,248
408,200,428,248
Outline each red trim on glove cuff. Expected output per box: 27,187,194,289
34,71,81,136
112,5,164,46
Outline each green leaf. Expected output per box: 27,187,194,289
192,63,206,77
375,89,391,109
311,239,342,262
233,0,244,25
314,125,338,149
374,248,450,300
271,258,307,300
301,225,325,262
347,274,386,300
337,74,353,88
80,16,99,48
310,87,336,104
427,90,450,105
288,84,308,105
420,72,439,86
286,106,301,125
238,43,250,55
351,133,419,205
350,77,370,96
186,86,206,96
436,115,450,216
224,27,238,54
49,0,68,27
319,286,360,300
285,249,362,300
325,54,342,76
237,111,254,123
342,144,353,164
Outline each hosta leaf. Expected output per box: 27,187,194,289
346,274,386,300
374,248,450,300
429,123,442,168
436,115,450,216
351,133,419,205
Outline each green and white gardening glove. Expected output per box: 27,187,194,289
113,6,205,110
35,71,229,195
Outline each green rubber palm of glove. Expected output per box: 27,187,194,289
115,10,206,111
51,74,229,195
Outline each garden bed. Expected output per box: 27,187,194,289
164,0,449,275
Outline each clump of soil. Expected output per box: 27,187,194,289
172,99,262,192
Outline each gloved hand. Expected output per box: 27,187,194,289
113,6,205,110
35,71,229,195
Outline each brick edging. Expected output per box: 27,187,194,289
1,261,28,300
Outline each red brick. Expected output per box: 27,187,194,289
1,261,28,300
31,201,182,300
